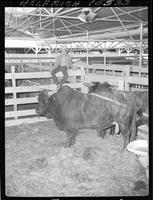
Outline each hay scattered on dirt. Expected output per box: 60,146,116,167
5,121,148,197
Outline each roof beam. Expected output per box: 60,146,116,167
93,7,101,13
58,18,72,35
56,15,79,20
55,8,81,16
6,16,55,34
96,18,139,23
110,42,122,49
57,23,147,39
102,7,147,21
65,9,81,16
59,18,86,31
116,7,144,22
41,18,57,29
43,8,52,15
41,18,57,33
54,8,64,15
111,8,134,41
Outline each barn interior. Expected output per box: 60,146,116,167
5,7,149,197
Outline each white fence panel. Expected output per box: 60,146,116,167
5,66,85,122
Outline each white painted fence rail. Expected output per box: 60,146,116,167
5,66,85,121
5,63,148,125
85,64,148,91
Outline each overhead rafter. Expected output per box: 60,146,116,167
101,7,147,22
43,8,52,15
57,23,145,39
116,7,144,22
93,7,101,13
55,15,79,20
59,18,86,31
5,7,148,42
58,18,72,35
64,9,81,16
54,8,64,15
111,7,134,41
96,18,139,23
55,8,81,16
41,18,57,30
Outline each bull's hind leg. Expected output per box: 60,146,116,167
110,125,115,135
119,124,131,150
98,129,107,138
65,129,78,148
130,111,137,142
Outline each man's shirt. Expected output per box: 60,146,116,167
55,54,72,68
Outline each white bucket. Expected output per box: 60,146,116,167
127,140,148,156
127,140,149,179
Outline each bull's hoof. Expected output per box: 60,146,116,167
121,145,127,151
122,146,128,151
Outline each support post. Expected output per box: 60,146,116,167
80,66,87,93
124,65,130,91
21,59,23,72
86,31,89,74
104,54,106,67
11,66,18,120
139,23,143,68
104,41,107,68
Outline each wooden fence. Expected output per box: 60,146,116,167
5,65,85,122
5,62,148,125
84,64,148,91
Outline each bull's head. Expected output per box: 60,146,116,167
85,82,102,93
36,90,54,118
86,81,117,93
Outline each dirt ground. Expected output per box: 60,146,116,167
5,120,149,197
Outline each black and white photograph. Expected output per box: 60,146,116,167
4,5,149,197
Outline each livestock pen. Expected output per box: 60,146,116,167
5,63,85,124
5,62,149,197
4,6,149,197
5,60,148,124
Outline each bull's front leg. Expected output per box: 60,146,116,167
65,129,78,148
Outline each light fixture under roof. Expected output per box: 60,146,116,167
78,12,87,22
87,10,97,21
77,8,96,23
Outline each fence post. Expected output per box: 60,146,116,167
20,59,23,72
11,66,18,120
124,65,130,91
80,66,87,93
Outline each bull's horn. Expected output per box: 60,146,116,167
84,82,94,87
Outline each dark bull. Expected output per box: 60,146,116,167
88,81,148,136
87,81,119,137
36,85,137,150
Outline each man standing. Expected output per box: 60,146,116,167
51,48,72,86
